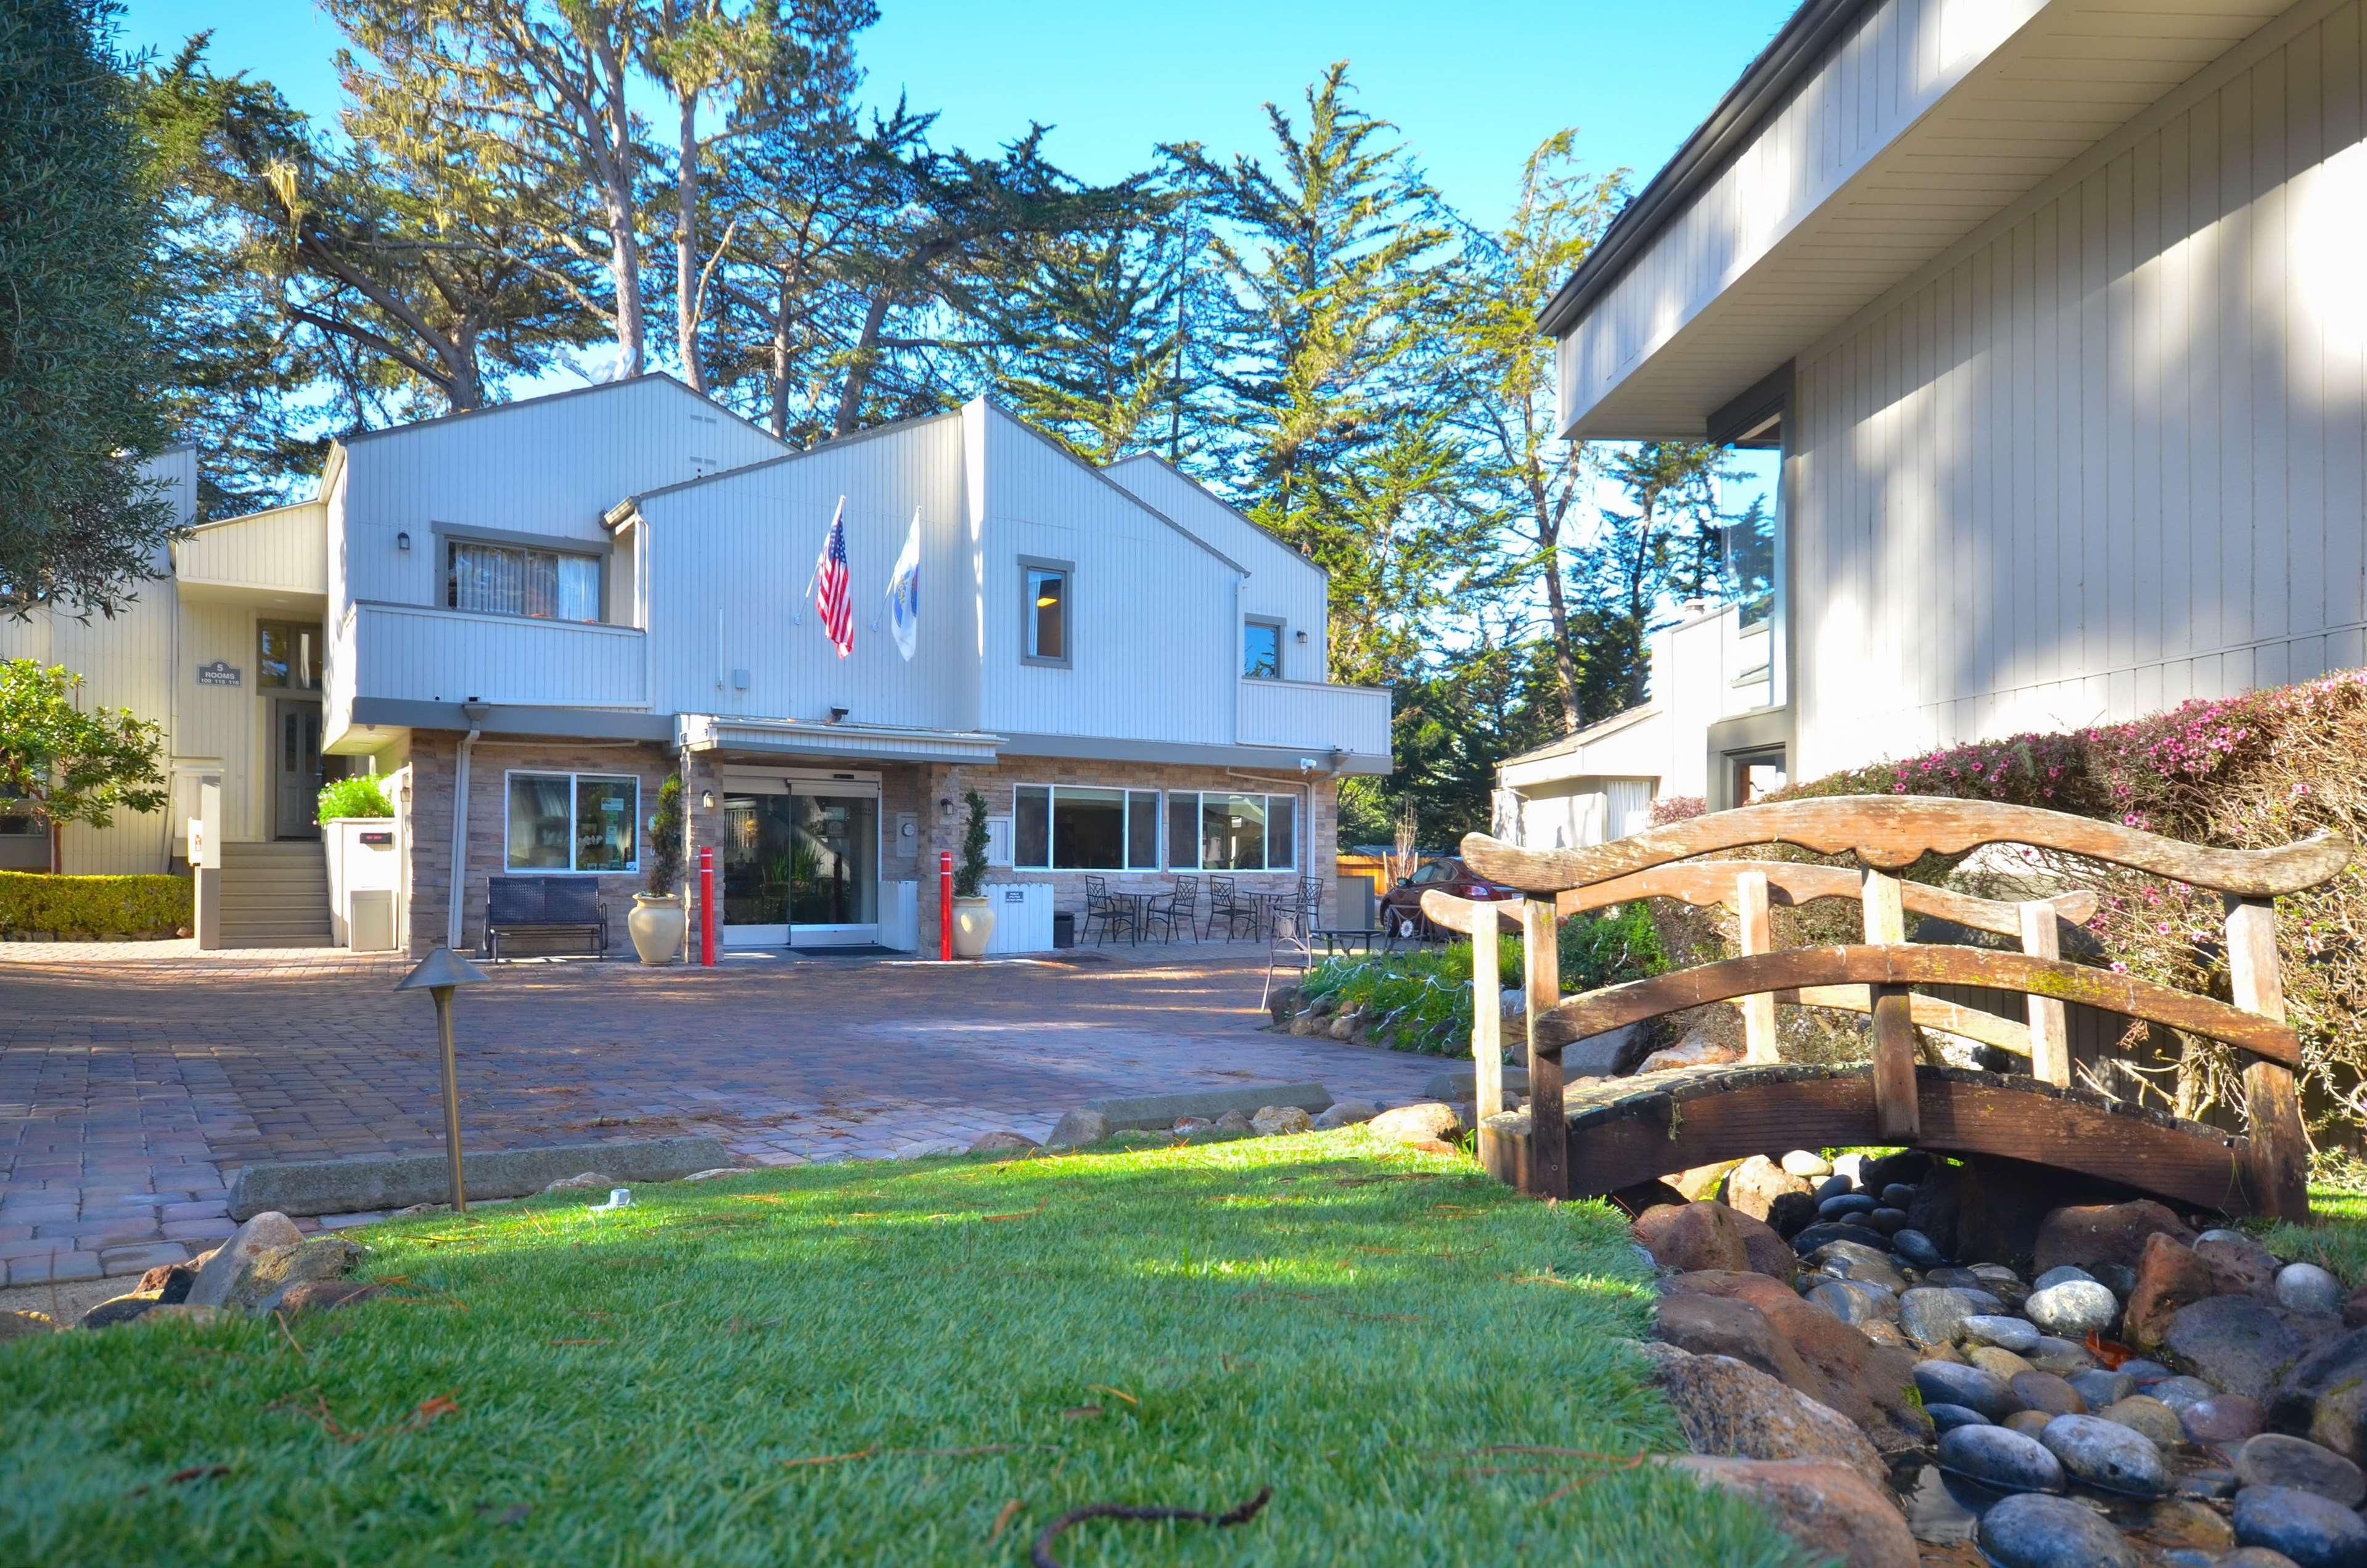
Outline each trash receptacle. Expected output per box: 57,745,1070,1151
1052,912,1075,948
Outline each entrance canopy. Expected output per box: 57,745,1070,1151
677,713,1003,767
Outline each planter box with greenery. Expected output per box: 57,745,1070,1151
950,789,993,958
317,775,393,823
0,871,191,940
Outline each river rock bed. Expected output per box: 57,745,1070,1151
1633,1150,2367,1567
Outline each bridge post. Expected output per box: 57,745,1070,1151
1469,900,1503,1122
1523,897,1568,1199
1734,869,1779,1063
2228,897,2308,1221
2017,901,2072,1086
1862,869,1921,1141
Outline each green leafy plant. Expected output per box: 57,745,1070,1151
954,788,990,898
0,871,189,937
315,774,392,821
0,660,166,872
645,774,685,897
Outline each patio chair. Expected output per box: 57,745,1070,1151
1260,880,1323,1009
1081,875,1135,945
1146,876,1199,942
1204,876,1253,940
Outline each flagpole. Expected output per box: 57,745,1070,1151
796,495,845,625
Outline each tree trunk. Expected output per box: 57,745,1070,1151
674,91,704,392
1540,538,1580,733
832,290,895,437
769,271,793,438
48,818,60,876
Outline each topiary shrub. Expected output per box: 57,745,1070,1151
0,871,190,938
316,774,393,821
954,789,990,898
646,774,686,897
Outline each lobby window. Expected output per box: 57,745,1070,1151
449,540,601,622
1021,559,1070,666
1012,785,1159,871
1244,619,1282,679
257,620,322,691
1165,791,1296,871
506,772,638,872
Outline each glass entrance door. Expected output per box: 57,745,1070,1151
720,782,879,948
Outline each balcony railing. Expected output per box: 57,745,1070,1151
341,601,649,710
1237,676,1390,759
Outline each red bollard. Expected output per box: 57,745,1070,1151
938,850,954,961
699,845,716,967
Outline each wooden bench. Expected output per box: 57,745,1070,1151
485,874,610,962
1421,795,2352,1222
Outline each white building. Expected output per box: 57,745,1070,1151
3,377,1389,951
1525,0,2360,826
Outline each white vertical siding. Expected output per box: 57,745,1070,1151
173,501,327,593
978,409,1239,745
1792,1,2367,774
1099,456,1331,680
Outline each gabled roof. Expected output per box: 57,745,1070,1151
337,371,792,455
1102,453,1325,583
617,406,962,509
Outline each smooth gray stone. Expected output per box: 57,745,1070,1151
1087,1081,1331,1131
2238,1434,2367,1508
2150,1376,2219,1411
2025,1279,2119,1337
2180,1394,2266,1447
1969,1263,2024,1288
2070,1369,2138,1408
1917,1360,2019,1419
2175,1463,2240,1498
2197,1229,2249,1246
1901,1287,1980,1347
1807,1278,1898,1326
1818,1191,1879,1219
1940,1422,2066,1493
2207,1553,2297,1568
2231,1484,2367,1568
1879,1182,1919,1209
2027,1336,2097,1375
2034,1265,2097,1291
1813,1173,1853,1202
2280,1263,2348,1317
2011,1371,2088,1418
1789,1220,1889,1255
1961,1314,2041,1353
1893,1228,1944,1268
1811,1240,1908,1291
1977,1492,2139,1568
1928,1402,1993,1434
1926,1266,1986,1289
2120,1359,2173,1385
2093,1263,2138,1297
1869,1206,1910,1234
2039,1413,2171,1496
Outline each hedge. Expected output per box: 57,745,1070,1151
0,871,191,938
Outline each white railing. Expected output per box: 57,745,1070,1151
1237,677,1390,758
346,601,649,709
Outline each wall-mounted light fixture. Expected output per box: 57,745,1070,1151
396,530,412,552
700,789,715,810
1294,628,1308,644
828,704,850,723
938,797,953,816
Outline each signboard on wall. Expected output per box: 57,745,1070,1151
195,660,242,688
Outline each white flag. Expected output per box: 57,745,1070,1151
885,507,922,661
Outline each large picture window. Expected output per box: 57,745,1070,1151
1012,784,1160,871
506,772,639,872
449,540,601,622
1166,791,1297,872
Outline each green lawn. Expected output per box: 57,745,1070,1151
2,1131,1800,1567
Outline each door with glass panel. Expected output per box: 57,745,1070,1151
720,779,879,948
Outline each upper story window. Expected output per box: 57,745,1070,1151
1244,619,1282,680
449,540,600,623
257,620,322,691
1021,558,1070,667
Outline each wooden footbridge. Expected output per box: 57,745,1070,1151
1420,797,2352,1221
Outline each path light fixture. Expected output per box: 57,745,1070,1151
395,946,490,1212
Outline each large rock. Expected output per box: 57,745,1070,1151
1668,1159,1743,1202
2126,1232,2220,1351
1725,1155,1815,1224
1364,1102,1461,1144
136,1260,199,1304
1,1311,54,1341
1660,1456,1916,1568
1978,1492,2140,1568
2038,1413,2171,1495
77,1293,163,1330
1559,1021,1651,1076
271,1279,384,1318
1664,1270,1932,1454
1248,1104,1312,1137
184,1211,303,1308
1311,1099,1378,1130
1938,1422,2065,1493
223,1237,366,1313
1633,1031,1744,1075
2270,1327,2367,1461
1634,1341,1887,1489
2230,1484,2367,1568
2237,1433,2367,1506
2281,1265,2349,1318
1043,1108,1112,1149
1728,1207,1797,1284
2199,1234,2285,1298
2033,1200,2197,1278
968,1131,1040,1155
2024,1279,2119,1339
2167,1295,2344,1402
1633,1202,1748,1275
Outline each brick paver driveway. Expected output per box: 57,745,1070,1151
0,944,1444,1287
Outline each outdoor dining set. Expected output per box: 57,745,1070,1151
1078,874,1326,946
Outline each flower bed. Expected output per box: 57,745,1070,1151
0,871,191,940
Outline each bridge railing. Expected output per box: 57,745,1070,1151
1420,795,2351,1221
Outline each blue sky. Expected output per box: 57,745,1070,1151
120,0,1795,235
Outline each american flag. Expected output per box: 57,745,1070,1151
813,502,853,659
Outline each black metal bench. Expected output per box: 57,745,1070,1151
485,875,610,961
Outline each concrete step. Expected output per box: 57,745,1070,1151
215,933,334,949
219,916,334,939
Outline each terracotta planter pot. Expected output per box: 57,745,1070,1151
951,895,995,959
626,892,686,965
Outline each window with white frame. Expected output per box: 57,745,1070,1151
449,540,601,622
505,772,639,872
1165,791,1297,872
1011,784,1160,870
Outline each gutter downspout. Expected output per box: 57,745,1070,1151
448,703,490,951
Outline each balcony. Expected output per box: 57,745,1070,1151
1236,676,1390,763
335,601,650,719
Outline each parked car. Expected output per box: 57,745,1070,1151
1377,858,1520,943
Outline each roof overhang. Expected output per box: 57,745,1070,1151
679,713,1004,766
1548,0,2300,440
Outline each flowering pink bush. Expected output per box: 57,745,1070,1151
1649,794,1707,827
1776,670,2367,1138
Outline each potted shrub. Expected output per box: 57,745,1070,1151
628,775,688,964
950,788,994,958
